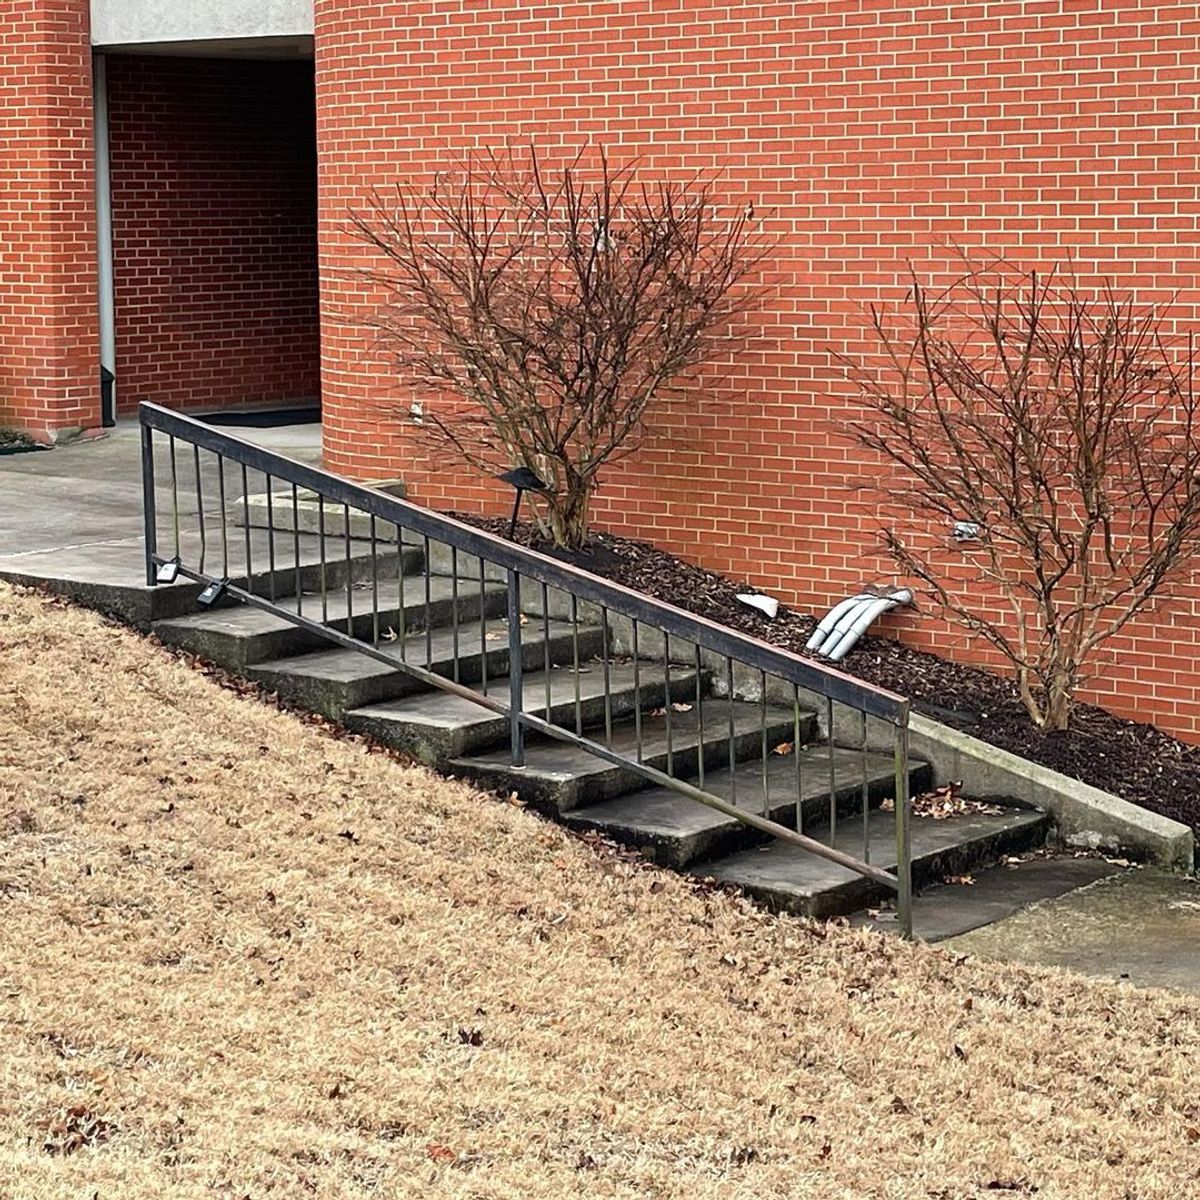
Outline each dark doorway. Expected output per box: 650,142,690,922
102,52,319,419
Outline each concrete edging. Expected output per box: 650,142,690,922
908,711,1195,872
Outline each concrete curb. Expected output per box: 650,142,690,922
908,712,1195,872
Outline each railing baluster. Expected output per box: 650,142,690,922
507,569,524,767
193,444,206,576
292,483,302,618
317,493,327,624
894,723,913,938
423,534,432,669
450,546,460,682
571,594,582,735
827,696,838,845
727,657,737,806
541,582,552,721
140,424,157,586
397,524,407,660
601,607,613,748
861,709,871,866
343,503,354,635
663,631,672,777
168,434,180,560
760,669,770,818
241,463,253,596
694,641,704,790
370,515,380,649
632,619,642,763
478,566,486,693
217,455,229,581
265,475,276,603
793,683,804,835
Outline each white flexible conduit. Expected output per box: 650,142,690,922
807,589,914,662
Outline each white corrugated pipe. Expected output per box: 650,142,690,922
805,592,873,653
809,588,914,662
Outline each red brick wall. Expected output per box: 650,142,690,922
0,0,99,439
106,55,319,413
314,0,1200,741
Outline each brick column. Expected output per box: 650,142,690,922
0,0,100,440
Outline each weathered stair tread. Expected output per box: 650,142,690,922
344,663,701,762
153,575,507,665
563,747,930,869
851,853,1122,943
449,699,806,812
245,618,605,717
695,806,1051,917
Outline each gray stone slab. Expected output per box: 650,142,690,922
246,618,606,718
153,574,506,667
564,747,930,869
698,807,1051,918
0,418,325,624
946,867,1200,994
346,663,700,763
450,699,802,813
906,713,1194,871
852,854,1122,943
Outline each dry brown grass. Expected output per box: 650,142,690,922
2,581,1199,1199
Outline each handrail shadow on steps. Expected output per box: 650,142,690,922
139,401,915,935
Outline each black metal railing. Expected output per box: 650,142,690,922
139,402,914,934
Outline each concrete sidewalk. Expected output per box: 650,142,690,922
948,867,1200,994
0,418,322,621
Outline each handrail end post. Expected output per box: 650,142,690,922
140,419,158,588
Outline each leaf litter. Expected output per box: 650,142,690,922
3,581,1200,1199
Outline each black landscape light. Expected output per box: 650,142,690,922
496,466,550,539
196,578,228,607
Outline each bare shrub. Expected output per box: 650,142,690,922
351,146,769,549
846,263,1200,730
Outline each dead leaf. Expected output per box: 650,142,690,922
427,1143,457,1164
944,874,975,886
671,702,693,712
772,741,795,757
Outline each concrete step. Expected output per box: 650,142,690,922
563,747,933,869
153,575,507,669
344,663,705,765
851,853,1122,943
247,618,607,720
182,539,425,613
232,483,409,541
694,805,1052,918
449,699,812,814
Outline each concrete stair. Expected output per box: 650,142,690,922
345,662,703,765
149,535,1062,931
246,618,606,720
563,747,934,869
697,806,1052,918
154,572,505,668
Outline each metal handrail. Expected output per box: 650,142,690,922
139,402,914,933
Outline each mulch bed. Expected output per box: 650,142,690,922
452,512,1200,837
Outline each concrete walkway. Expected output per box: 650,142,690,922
0,419,322,621
948,867,1200,994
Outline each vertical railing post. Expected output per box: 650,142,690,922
893,718,913,939
507,568,525,768
140,418,158,587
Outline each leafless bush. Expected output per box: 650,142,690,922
846,264,1200,730
351,146,769,548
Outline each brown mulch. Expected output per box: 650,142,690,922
453,514,1200,837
